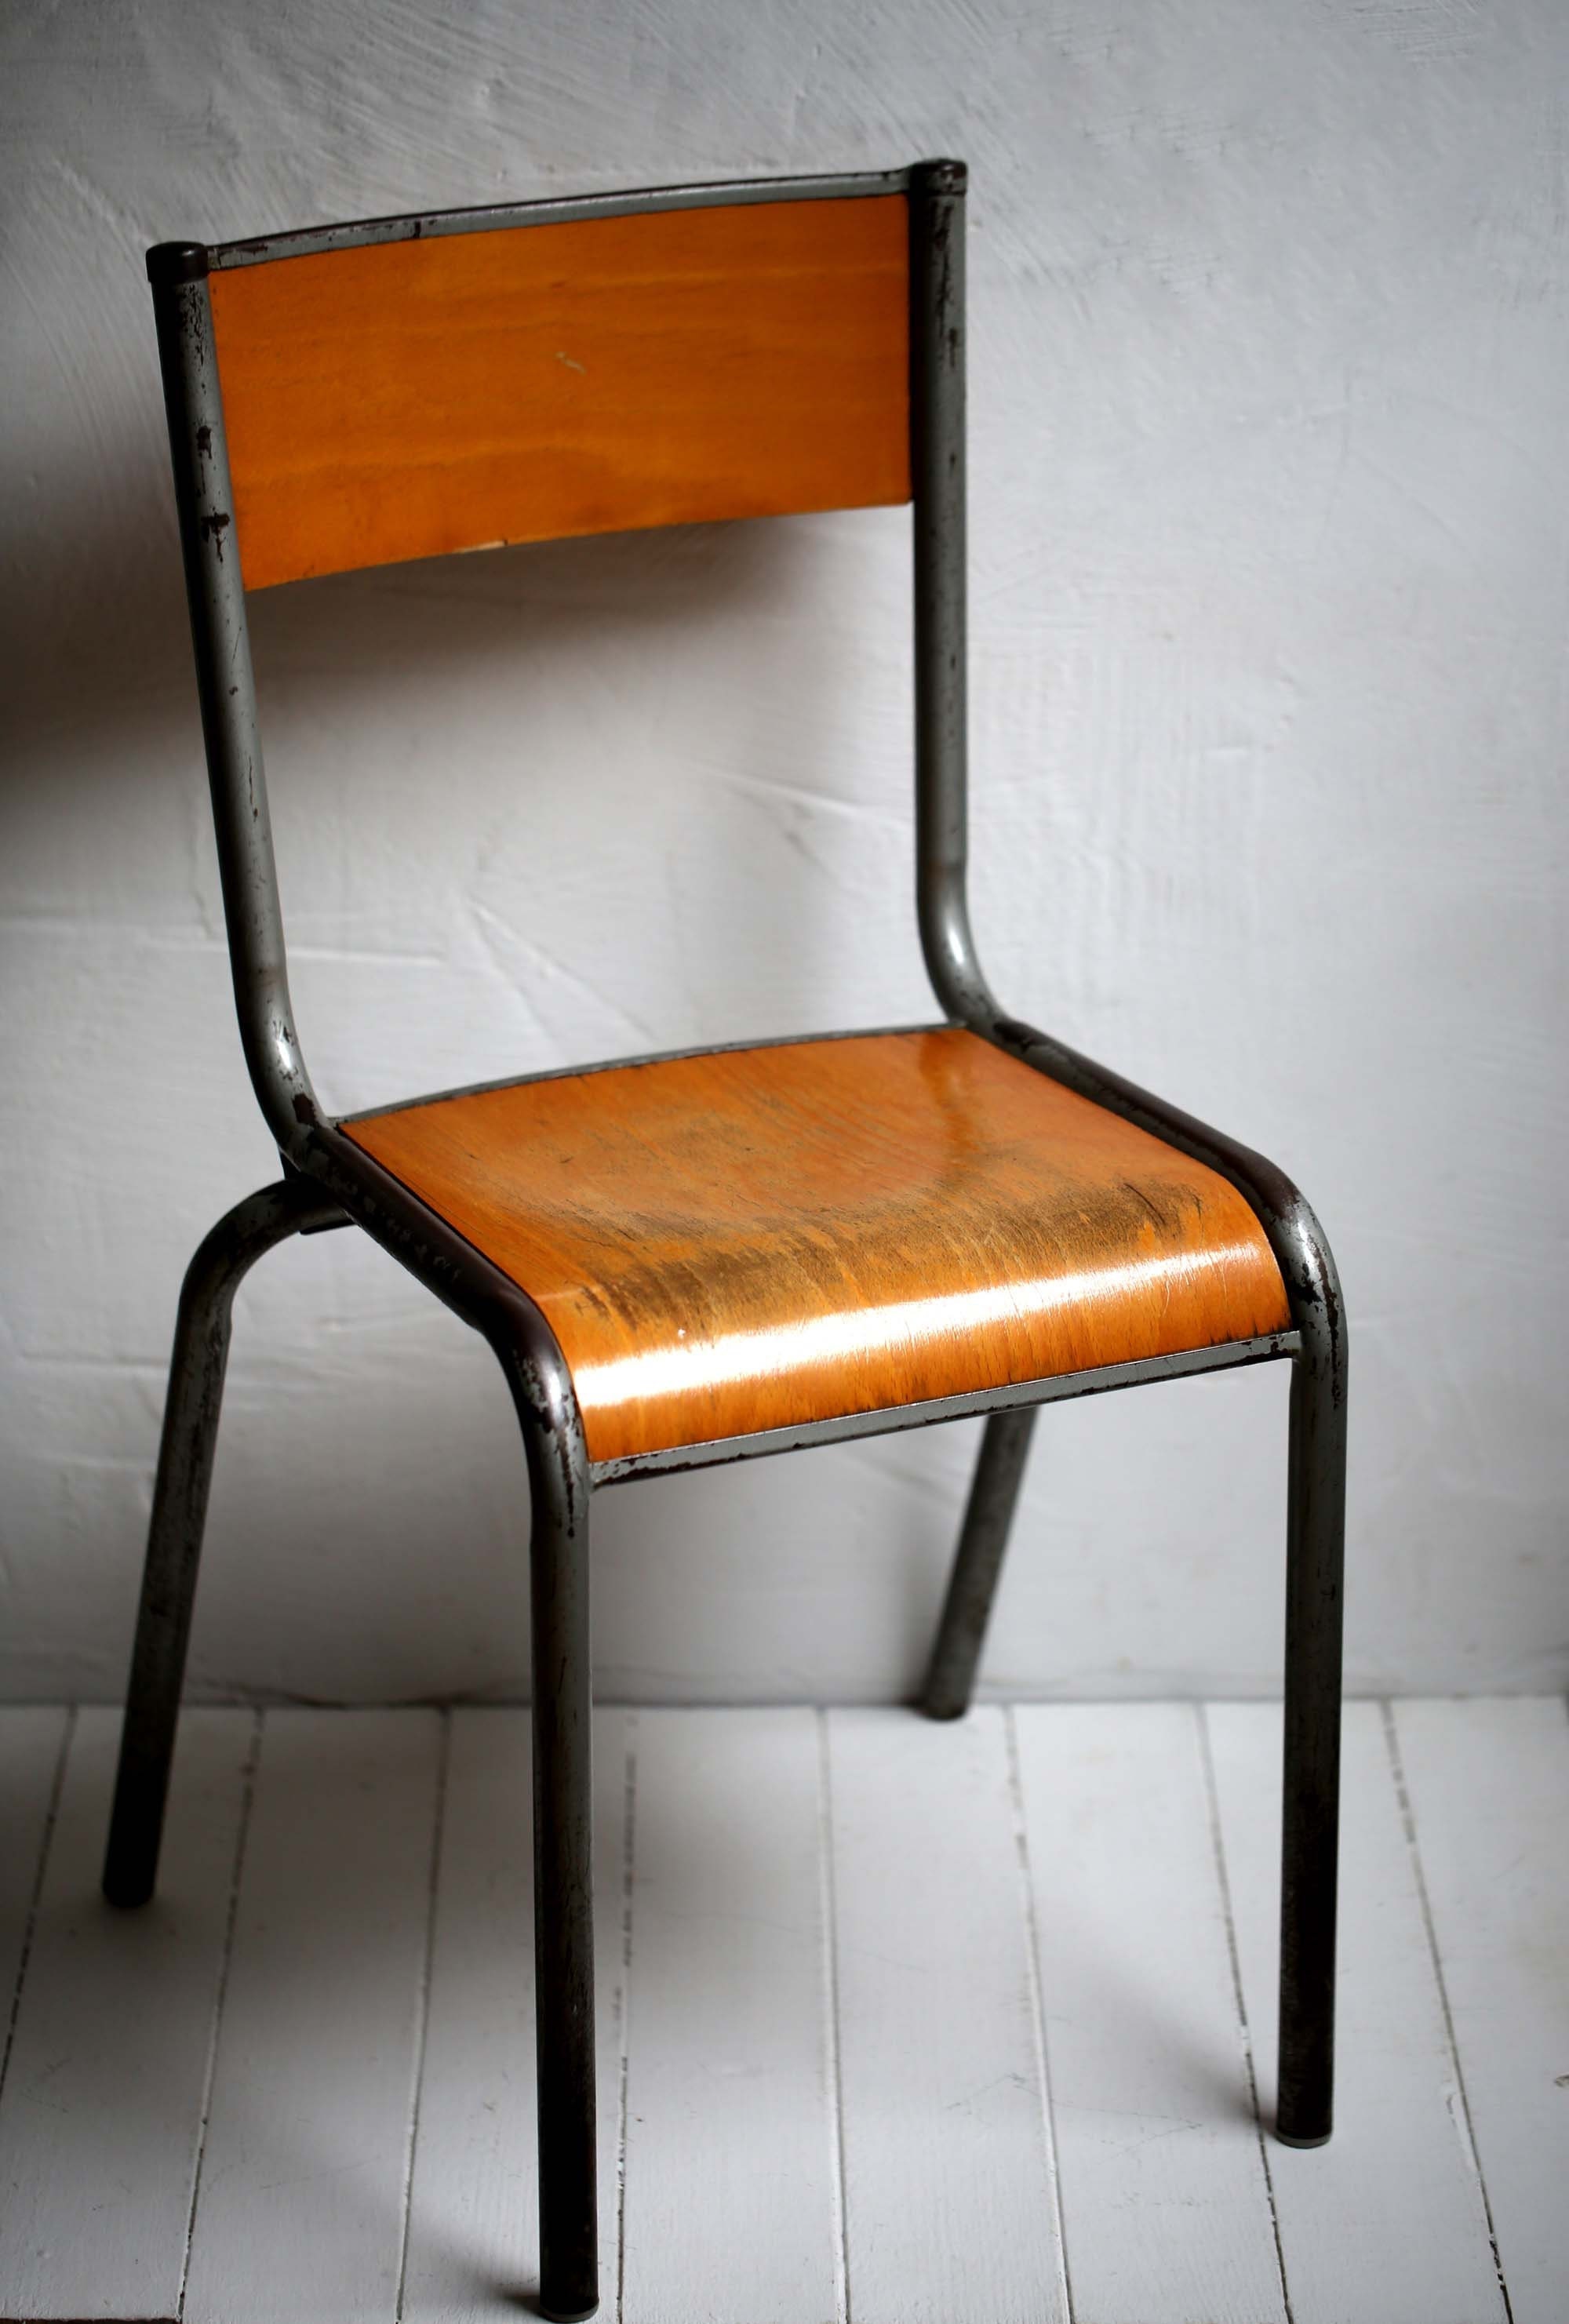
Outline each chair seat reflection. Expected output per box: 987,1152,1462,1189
344,1026,1291,1465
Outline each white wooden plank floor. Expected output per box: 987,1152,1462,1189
1,1700,1562,2324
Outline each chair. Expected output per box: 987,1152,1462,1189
106,160,1346,2322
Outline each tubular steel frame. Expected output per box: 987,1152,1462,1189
109,158,1347,2321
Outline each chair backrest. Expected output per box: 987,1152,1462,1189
146,162,972,1160
207,188,912,590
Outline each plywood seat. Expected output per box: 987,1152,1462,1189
345,1027,1290,1466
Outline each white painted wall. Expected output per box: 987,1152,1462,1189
4,0,1565,1705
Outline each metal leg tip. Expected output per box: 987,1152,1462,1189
537,2299,599,2322
1274,2123,1331,2149
101,1871,155,1911
916,1691,967,1722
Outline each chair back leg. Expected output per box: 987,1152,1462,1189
1276,1326,1349,2144
102,1178,344,1908
920,1404,1039,1719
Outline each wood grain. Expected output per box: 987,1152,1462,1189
1014,1704,1287,2324
345,1028,1290,1465
620,1708,839,2323
0,1706,68,2086
209,195,911,590
181,1710,443,2324
1209,1703,1508,2324
2,1704,1559,2322
1392,1698,1569,2324
828,1706,1068,2323
0,1709,252,2321
401,1708,630,2323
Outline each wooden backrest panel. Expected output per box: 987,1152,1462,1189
209,195,911,590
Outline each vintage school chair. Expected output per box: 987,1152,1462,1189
106,161,1346,2321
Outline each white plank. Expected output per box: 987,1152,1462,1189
827,1707,1067,2324
400,1705,630,2323
0,1705,70,2091
0,1706,252,2320
181,1707,443,2324
1207,1700,1506,2322
621,1706,838,2324
1013,1702,1285,2324
1393,1697,1569,2324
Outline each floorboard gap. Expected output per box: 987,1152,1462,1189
817,1711,852,2324
1197,1700,1294,2324
0,1704,73,2108
1381,1701,1515,2324
1004,1705,1075,2324
395,1708,451,2324
176,1706,262,2323
614,1709,638,2324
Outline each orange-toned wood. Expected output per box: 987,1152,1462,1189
344,1030,1290,1465
209,196,911,591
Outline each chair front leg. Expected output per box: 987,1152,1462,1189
103,1176,346,1908
920,1404,1039,1720
1276,1296,1348,2145
493,1327,599,2322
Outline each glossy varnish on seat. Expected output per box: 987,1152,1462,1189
344,1030,1291,1464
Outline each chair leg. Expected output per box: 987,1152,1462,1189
919,1404,1039,1720
102,1177,344,1909
1276,1322,1348,2146
496,1337,599,2322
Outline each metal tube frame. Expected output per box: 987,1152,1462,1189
109,152,1347,2319
906,163,1345,2145
920,1404,1041,1722
102,1176,348,1909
